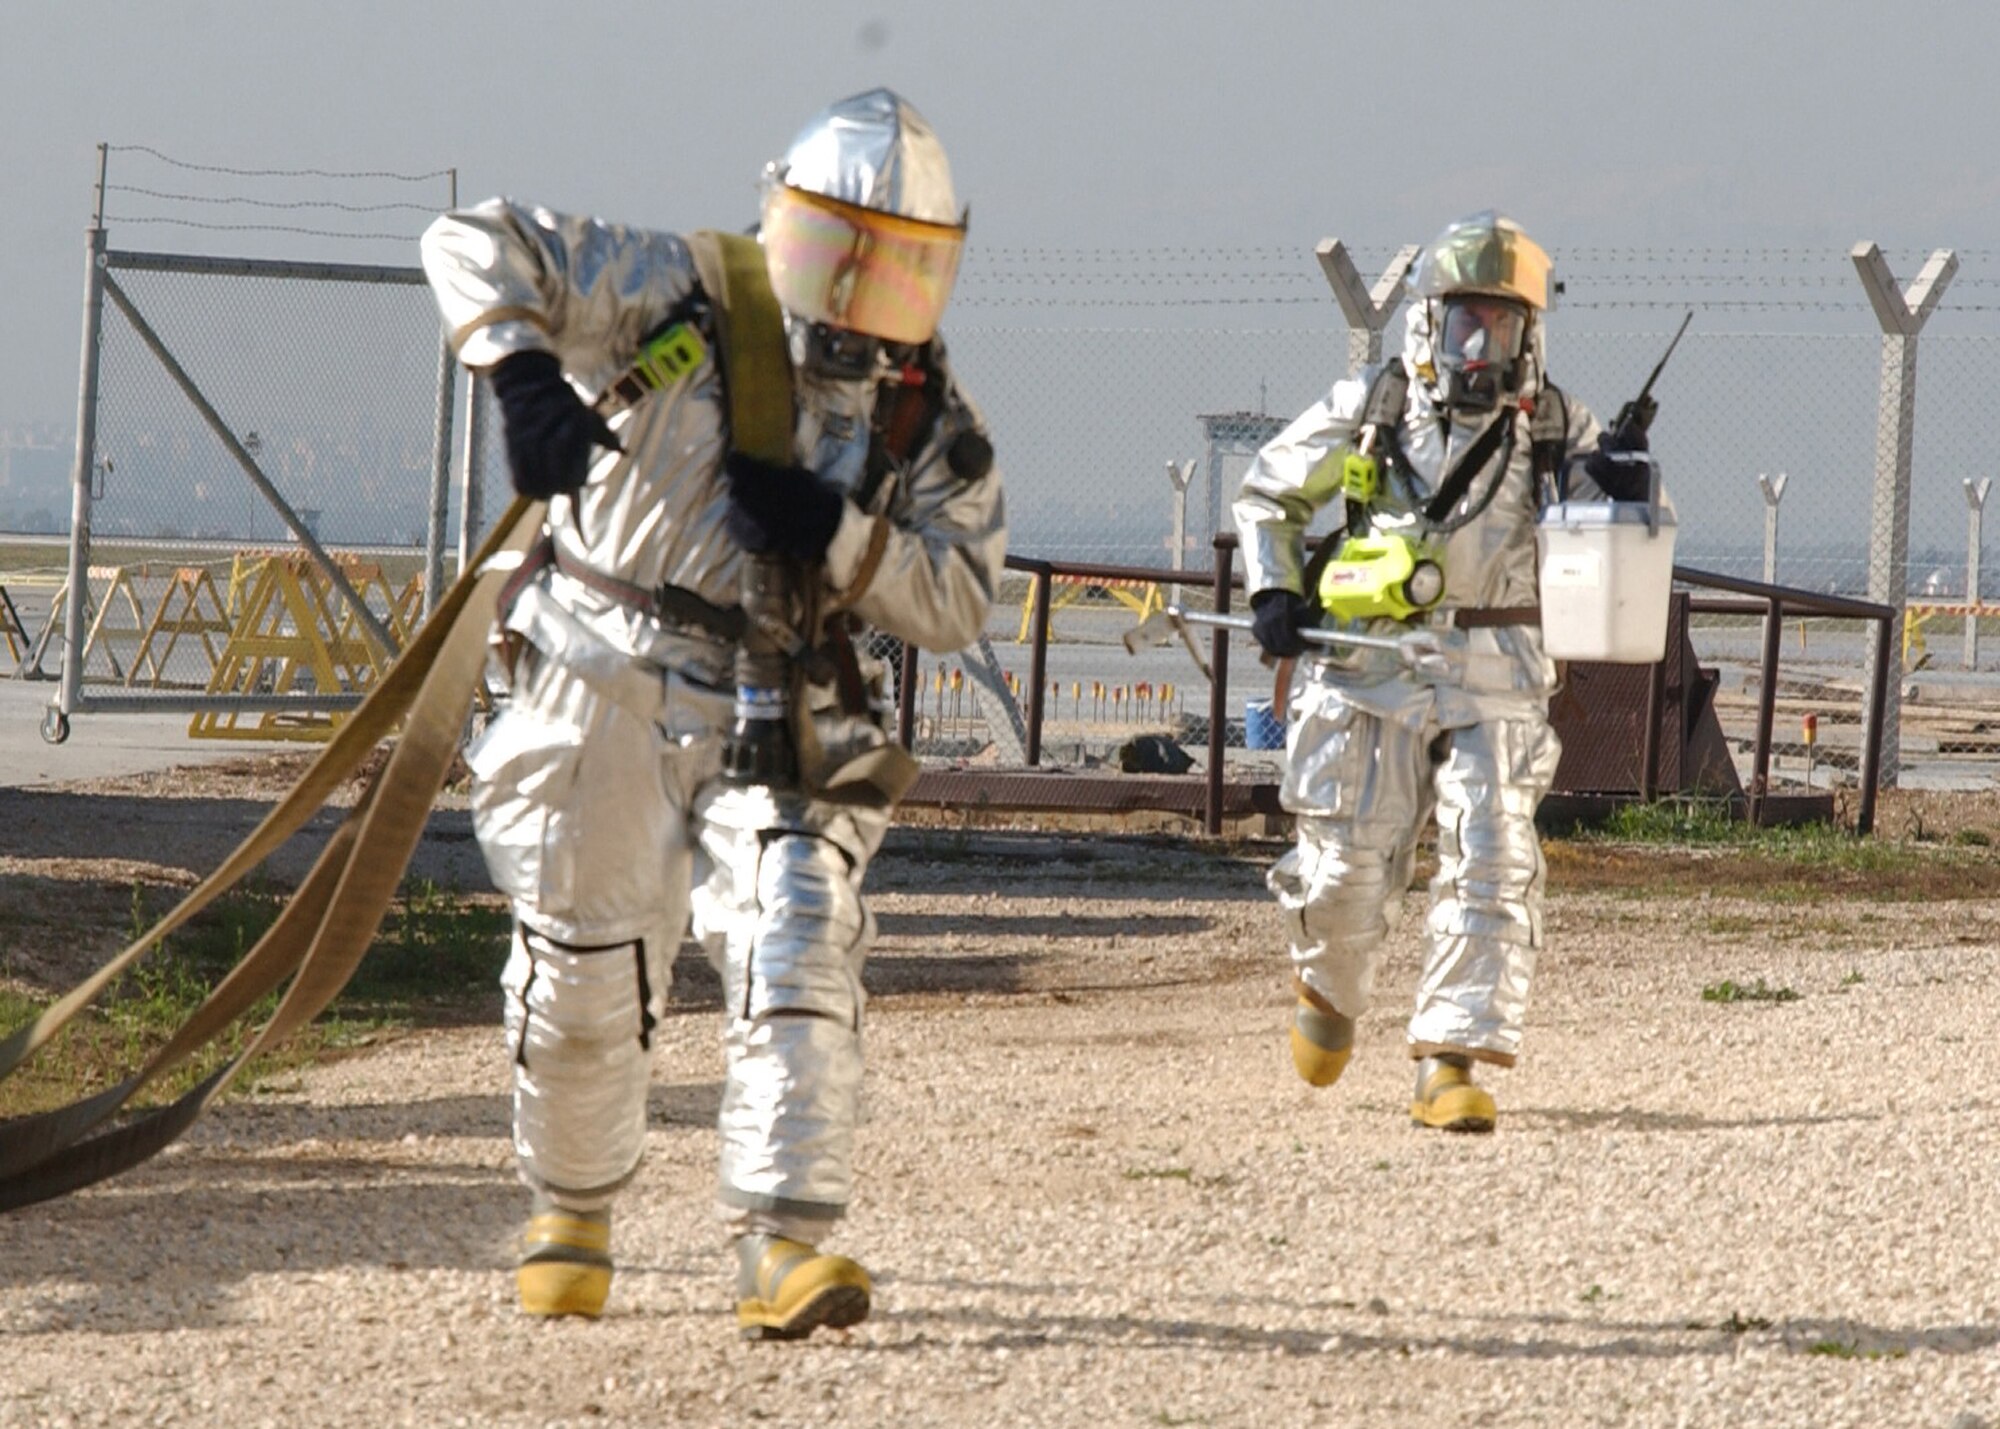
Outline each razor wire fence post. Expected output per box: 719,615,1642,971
1756,471,1788,585
456,370,487,582
1316,238,1419,371
1966,476,1991,669
54,143,112,741
1165,458,1194,605
1852,241,1956,788
421,170,459,619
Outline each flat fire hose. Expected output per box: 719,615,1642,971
0,497,540,1211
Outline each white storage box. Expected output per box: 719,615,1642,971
1537,497,1678,663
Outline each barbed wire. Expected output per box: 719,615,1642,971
108,144,450,184
102,213,418,242
108,184,439,217
968,244,2000,265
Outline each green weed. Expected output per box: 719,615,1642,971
1701,978,1802,1005
1716,1311,1774,1334
1806,1339,1906,1360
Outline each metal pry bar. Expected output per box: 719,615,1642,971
1123,604,1458,678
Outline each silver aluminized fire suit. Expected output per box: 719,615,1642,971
421,202,1004,1241
1234,304,1621,1066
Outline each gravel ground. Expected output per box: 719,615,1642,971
2,778,2000,1427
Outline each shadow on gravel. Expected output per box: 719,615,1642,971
662,944,1040,1004
0,1168,521,1323
1509,1106,1881,1133
0,788,481,872
877,1300,2000,1360
874,911,1211,941
872,831,1272,904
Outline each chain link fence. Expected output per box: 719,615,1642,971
18,156,2000,789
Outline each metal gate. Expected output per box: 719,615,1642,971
36,146,459,743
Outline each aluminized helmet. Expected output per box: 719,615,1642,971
760,89,968,346
1408,211,1552,412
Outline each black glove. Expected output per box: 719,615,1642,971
1582,422,1651,502
488,350,623,501
1250,588,1316,660
723,451,848,562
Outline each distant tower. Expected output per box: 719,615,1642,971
1197,410,1286,556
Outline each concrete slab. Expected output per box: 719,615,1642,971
0,676,302,789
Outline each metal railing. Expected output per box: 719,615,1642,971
900,537,1895,836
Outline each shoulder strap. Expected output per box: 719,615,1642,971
1530,381,1571,501
684,230,794,464
1358,362,1409,437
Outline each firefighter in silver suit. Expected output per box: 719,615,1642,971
420,89,1003,1334
1233,212,1650,1132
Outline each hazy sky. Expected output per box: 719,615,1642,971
5,0,1999,435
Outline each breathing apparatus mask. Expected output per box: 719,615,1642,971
1433,295,1530,413
1409,210,1552,415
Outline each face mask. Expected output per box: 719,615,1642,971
1435,296,1529,412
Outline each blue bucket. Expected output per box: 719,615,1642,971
1244,697,1285,750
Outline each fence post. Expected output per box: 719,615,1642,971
1756,471,1788,585
421,169,460,619
1025,566,1052,766
1205,535,1234,837
1316,238,1420,370
456,369,487,582
55,144,111,740
1164,458,1195,607
1852,241,1956,787
1966,477,1991,669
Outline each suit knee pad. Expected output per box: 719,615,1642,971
503,924,667,1203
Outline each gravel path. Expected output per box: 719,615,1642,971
3,829,1999,1427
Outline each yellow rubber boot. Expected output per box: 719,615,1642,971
1290,978,1355,1088
736,1235,872,1341
1410,1053,1496,1133
517,1201,613,1318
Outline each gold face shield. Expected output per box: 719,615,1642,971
760,184,967,345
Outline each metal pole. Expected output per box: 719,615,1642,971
1751,597,1784,827
421,168,459,620
456,368,487,581
1316,238,1420,370
1756,471,1788,586
1025,566,1051,766
1205,535,1233,836
1165,458,1194,606
895,641,918,749
1965,477,1990,669
1859,611,1891,837
1640,599,1672,802
55,144,111,737
1853,242,1956,788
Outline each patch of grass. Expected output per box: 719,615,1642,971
1806,1339,1906,1361
1580,1284,1612,1304
1123,1166,1193,1182
1952,828,1993,848
1702,914,1761,936
1596,799,1744,844
0,878,509,1120
1551,802,2000,903
1701,978,1802,1005
1839,970,1865,987
1716,1311,1774,1335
